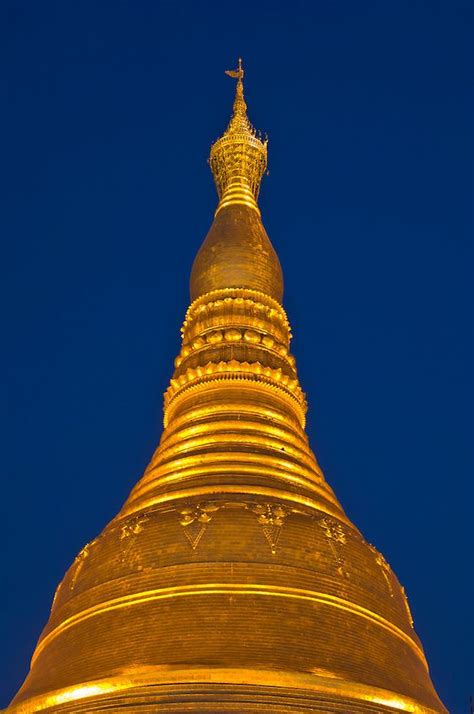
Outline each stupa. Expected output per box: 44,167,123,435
8,61,447,713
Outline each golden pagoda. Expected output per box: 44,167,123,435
8,62,447,714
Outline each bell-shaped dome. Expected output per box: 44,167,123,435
190,204,283,302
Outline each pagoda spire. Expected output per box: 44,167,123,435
224,58,250,133
190,61,282,303
210,59,268,216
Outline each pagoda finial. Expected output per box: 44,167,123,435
224,57,244,80
224,59,247,129
209,59,268,215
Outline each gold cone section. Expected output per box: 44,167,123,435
7,64,447,714
190,205,284,302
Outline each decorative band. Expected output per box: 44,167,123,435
9,667,441,713
32,583,426,668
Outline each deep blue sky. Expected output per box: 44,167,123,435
1,1,472,711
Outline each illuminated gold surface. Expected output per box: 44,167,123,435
7,64,447,713
9,668,445,714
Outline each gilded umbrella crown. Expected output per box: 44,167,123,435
210,59,268,215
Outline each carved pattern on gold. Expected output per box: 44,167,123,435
368,544,396,599
401,585,415,628
178,503,221,550
318,516,346,544
249,503,287,554
166,360,305,405
376,553,394,597
164,286,307,430
318,517,348,577
183,288,290,334
119,514,150,567
69,539,98,591
178,291,294,375
175,328,293,369
120,514,149,540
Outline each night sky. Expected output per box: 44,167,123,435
2,1,472,711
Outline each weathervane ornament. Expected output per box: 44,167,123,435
224,57,244,80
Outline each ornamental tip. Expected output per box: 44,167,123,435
224,57,244,80
223,58,250,134
210,61,268,214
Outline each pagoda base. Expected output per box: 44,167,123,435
7,666,444,713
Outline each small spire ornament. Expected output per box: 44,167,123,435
209,59,268,214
